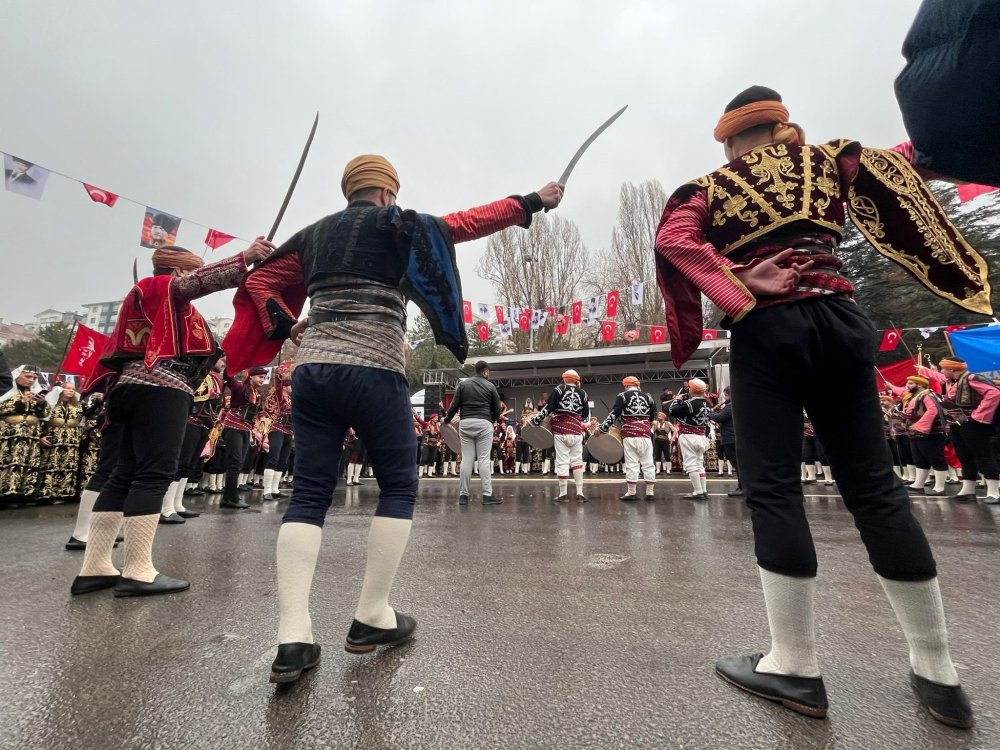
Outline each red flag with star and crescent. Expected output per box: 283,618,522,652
649,326,667,344
571,300,583,325
601,321,616,342
476,322,490,342
702,329,719,340
462,300,473,324
494,305,505,325
518,310,531,332
606,290,620,317
204,229,236,250
82,183,118,207
879,328,903,352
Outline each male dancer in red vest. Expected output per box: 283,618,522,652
71,239,272,597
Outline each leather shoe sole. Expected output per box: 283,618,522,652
269,642,322,684
620,495,638,502
345,612,417,654
910,671,974,729
71,574,121,595
113,573,190,597
481,496,501,505
220,500,250,509
716,653,828,719
177,510,201,518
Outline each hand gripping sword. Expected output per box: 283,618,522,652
546,105,628,211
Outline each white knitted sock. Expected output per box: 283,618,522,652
71,489,100,542
276,522,322,643
573,467,584,495
558,478,568,496
121,514,161,583
354,517,412,629
161,481,178,517
986,478,1000,498
878,576,959,685
79,511,122,576
933,470,948,493
912,468,930,491
687,471,700,493
755,567,821,677
960,479,977,495
174,479,189,512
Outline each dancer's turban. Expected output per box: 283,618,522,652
562,369,581,384
714,85,805,147
622,376,640,388
907,376,930,388
939,358,967,371
152,246,203,273
341,154,400,199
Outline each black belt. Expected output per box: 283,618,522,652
309,310,404,328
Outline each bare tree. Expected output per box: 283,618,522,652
476,213,590,352
590,180,669,328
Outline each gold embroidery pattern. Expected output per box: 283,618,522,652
848,147,992,315
745,145,799,210
711,184,759,228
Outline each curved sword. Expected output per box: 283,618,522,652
558,105,628,184
267,112,319,242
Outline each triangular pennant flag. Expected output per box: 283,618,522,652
82,182,119,207
918,327,939,339
204,229,236,250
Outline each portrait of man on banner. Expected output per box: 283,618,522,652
140,207,181,249
3,154,49,200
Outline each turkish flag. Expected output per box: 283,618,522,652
649,325,667,344
494,305,505,324
702,329,719,340
82,183,118,207
879,328,903,352
555,314,568,335
606,290,620,317
518,310,531,332
945,324,969,334
571,300,583,325
59,324,111,377
462,300,473,324
204,229,236,250
601,320,616,342
956,183,996,203
476,322,490,342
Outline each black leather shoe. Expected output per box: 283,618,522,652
269,642,322,684
575,495,588,503
727,488,744,497
954,493,977,502
65,537,87,551
923,489,946,497
910,671,974,729
716,653,828,718
159,513,186,524
185,488,205,496
113,573,190,597
70,574,120,595
984,496,999,505
220,498,250,509
645,494,655,502
345,611,417,653
482,494,501,505
177,510,200,519
683,493,707,500
620,493,638,501
458,494,469,505
553,494,569,503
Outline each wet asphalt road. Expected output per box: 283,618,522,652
1,476,998,750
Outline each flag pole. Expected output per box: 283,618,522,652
57,320,79,375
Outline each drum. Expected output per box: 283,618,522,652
521,414,554,450
441,420,462,454
587,426,623,464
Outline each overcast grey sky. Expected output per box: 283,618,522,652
0,0,921,325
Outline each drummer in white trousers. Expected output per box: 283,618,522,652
531,369,590,503
444,361,502,506
598,376,657,501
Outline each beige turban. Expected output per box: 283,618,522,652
341,154,400,199
151,246,203,272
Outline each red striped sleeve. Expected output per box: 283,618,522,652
654,191,756,320
441,197,528,244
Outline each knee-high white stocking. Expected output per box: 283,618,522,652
878,576,959,685
354,517,412,630
276,522,322,644
755,567,821,677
